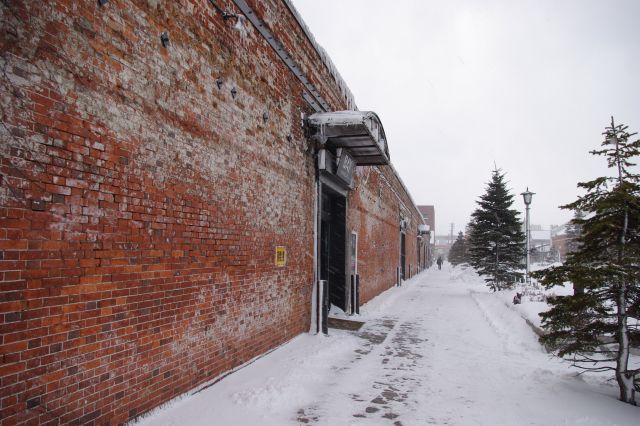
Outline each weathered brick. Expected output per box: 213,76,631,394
1,0,426,424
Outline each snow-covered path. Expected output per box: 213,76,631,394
137,267,639,425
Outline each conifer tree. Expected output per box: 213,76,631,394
565,210,585,256
534,118,640,405
448,232,467,266
565,209,586,295
468,168,525,291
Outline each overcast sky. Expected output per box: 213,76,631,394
290,0,640,236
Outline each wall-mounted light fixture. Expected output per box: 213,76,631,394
208,0,238,22
262,112,269,124
216,78,223,89
222,11,238,21
160,32,170,48
230,87,237,99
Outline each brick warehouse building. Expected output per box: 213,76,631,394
0,0,428,423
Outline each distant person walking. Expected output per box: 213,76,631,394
436,256,443,270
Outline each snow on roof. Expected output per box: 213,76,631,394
550,224,567,237
306,111,390,165
306,110,379,126
279,1,422,218
530,230,551,241
282,0,357,111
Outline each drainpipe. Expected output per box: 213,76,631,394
309,140,324,334
309,177,319,334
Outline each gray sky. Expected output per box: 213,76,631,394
290,0,640,236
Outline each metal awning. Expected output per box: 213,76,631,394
306,111,390,165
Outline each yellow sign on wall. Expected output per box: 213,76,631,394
275,246,286,267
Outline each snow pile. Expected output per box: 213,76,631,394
470,289,544,354
448,262,574,329
356,284,406,320
446,263,483,284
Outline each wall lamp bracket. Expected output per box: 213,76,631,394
222,12,238,21
207,0,238,22
160,32,170,48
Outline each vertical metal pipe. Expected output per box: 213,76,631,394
322,279,329,334
318,279,328,335
355,274,360,315
310,163,320,334
350,274,355,315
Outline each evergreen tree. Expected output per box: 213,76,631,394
468,168,525,291
565,210,585,256
565,209,586,295
534,118,640,405
448,232,467,266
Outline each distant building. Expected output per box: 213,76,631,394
417,205,435,234
523,225,553,263
530,229,551,251
550,224,571,262
530,228,552,263
417,205,435,267
551,234,570,261
435,234,454,257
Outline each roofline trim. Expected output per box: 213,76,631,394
281,0,358,110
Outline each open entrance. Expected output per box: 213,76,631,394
400,232,406,280
320,186,347,312
307,111,392,333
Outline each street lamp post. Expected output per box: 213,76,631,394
521,188,534,284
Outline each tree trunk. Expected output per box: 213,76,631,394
573,284,584,296
494,243,499,291
613,133,635,404
616,280,636,404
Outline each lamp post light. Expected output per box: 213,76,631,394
521,188,535,284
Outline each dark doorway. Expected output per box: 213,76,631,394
400,232,406,280
320,187,347,311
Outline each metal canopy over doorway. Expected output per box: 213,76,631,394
306,111,390,166
311,110,392,334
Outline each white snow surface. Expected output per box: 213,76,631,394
307,110,377,126
136,265,639,425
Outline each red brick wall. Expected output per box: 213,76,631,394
349,166,424,304
551,234,570,262
0,0,424,423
